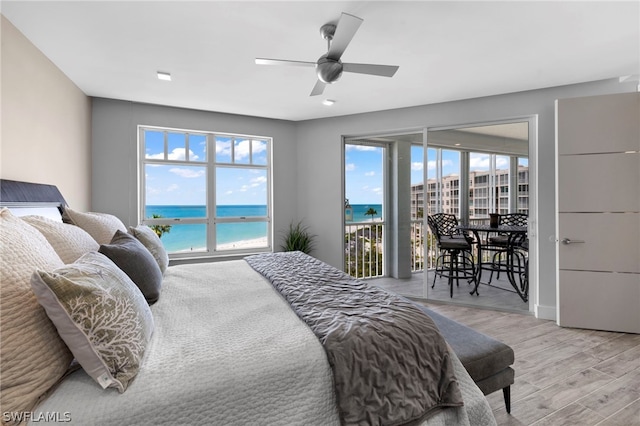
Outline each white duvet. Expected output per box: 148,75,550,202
31,261,495,426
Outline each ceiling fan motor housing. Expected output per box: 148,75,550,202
317,55,343,84
319,23,337,41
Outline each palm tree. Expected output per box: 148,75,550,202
149,214,172,239
364,207,378,222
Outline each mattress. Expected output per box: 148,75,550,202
31,260,495,426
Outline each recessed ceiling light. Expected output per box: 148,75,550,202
157,71,172,81
454,143,461,146
322,99,336,106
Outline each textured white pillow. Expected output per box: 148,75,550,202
31,252,154,392
22,215,100,264
61,207,127,245
129,225,170,274
0,208,73,416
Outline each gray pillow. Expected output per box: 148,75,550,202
99,230,163,304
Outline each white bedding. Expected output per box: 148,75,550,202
31,261,495,426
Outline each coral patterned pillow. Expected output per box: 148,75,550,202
31,252,154,392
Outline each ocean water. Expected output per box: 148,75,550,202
347,204,384,223
146,203,383,252
145,205,267,252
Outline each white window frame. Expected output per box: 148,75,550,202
138,125,272,259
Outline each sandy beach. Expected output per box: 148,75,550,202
174,236,269,253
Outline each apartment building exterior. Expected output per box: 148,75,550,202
412,165,529,219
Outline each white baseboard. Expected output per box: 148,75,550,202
535,304,557,321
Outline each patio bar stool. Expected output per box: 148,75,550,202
428,213,476,298
486,213,528,285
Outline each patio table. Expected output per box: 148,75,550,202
458,224,528,302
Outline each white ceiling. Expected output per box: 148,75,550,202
3,1,639,122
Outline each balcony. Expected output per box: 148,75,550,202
344,216,521,269
344,219,432,278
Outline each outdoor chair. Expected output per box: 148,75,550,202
486,213,528,285
427,213,476,297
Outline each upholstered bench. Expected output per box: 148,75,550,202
417,305,515,413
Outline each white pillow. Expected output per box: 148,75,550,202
62,207,127,245
129,225,170,274
0,208,72,415
22,215,99,264
31,252,154,392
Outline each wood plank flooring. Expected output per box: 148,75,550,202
414,302,640,425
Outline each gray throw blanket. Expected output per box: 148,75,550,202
245,252,463,426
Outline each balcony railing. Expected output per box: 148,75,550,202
345,217,499,279
344,221,384,279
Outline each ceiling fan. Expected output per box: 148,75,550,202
255,12,399,96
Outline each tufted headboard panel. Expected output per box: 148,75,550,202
0,179,68,221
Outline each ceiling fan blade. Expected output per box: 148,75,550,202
255,58,316,67
310,80,326,96
327,13,363,60
343,63,399,77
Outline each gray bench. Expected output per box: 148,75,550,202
417,305,515,413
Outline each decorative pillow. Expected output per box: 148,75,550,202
31,251,154,393
61,207,127,245
0,208,73,417
99,230,163,304
22,215,100,264
129,225,170,274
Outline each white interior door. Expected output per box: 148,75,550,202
556,92,640,333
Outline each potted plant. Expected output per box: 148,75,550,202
281,220,316,254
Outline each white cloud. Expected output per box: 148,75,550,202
428,159,454,170
411,162,423,171
234,139,251,160
364,171,375,177
146,186,160,195
216,139,268,163
346,145,379,152
169,168,205,178
216,140,231,158
469,156,490,170
250,176,267,187
148,148,199,161
345,163,356,172
167,184,179,192
496,157,509,169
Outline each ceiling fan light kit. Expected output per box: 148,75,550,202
255,12,399,96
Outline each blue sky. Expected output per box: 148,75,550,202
144,131,268,206
146,132,528,207
345,144,384,205
347,144,527,204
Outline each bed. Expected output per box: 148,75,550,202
0,179,496,426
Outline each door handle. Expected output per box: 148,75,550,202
561,238,585,245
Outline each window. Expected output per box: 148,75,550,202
139,126,271,257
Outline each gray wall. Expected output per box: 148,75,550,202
294,78,637,319
92,79,637,319
91,98,298,252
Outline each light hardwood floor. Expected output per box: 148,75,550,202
415,302,640,425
